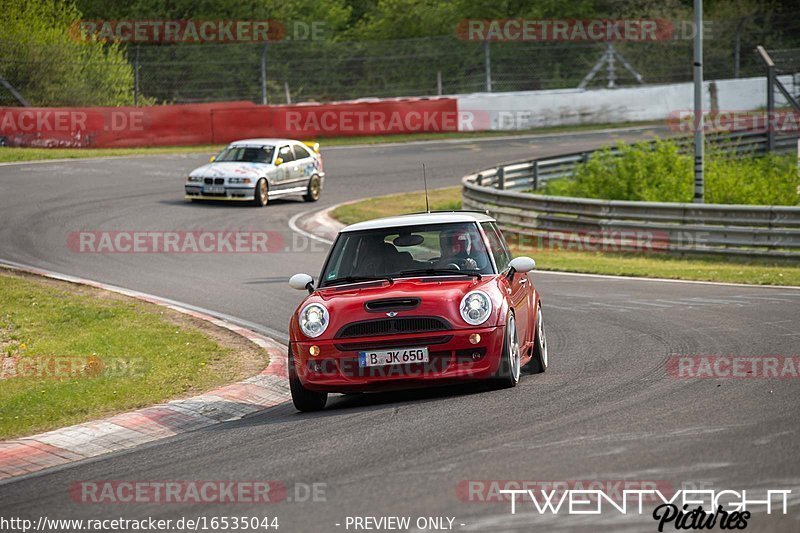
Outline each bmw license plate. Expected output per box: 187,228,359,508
203,185,225,194
358,347,429,367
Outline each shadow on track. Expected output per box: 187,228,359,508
158,198,302,208
214,382,497,431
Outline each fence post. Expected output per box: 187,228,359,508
497,166,505,190
134,44,140,107
532,160,539,190
437,71,443,96
261,42,268,105
767,63,775,152
483,41,492,92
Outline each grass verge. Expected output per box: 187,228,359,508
329,187,800,286
0,270,268,440
0,120,661,164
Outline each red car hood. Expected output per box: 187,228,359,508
294,276,502,340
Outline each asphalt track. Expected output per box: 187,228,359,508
1,126,799,532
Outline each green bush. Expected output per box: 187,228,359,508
540,139,800,206
0,0,135,106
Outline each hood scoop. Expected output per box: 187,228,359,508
364,297,420,313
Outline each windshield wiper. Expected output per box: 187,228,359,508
396,268,481,280
325,276,394,287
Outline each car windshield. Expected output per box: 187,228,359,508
319,222,494,287
214,145,275,163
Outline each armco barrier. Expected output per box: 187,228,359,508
463,130,800,258
0,98,458,148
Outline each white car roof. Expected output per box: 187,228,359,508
341,211,495,233
228,138,300,147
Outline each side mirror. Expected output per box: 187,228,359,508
209,156,216,163
508,256,536,276
274,157,283,166
289,273,314,294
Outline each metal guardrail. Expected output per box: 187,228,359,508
462,130,800,258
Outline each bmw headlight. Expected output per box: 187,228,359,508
299,303,329,338
459,290,492,326
228,177,252,184
187,175,201,182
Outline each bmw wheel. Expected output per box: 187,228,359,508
253,178,269,207
303,175,321,202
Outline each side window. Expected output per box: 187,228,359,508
481,222,511,272
278,145,295,163
293,144,312,160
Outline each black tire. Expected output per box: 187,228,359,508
491,313,521,389
303,175,322,202
289,353,327,412
253,178,269,207
526,302,548,374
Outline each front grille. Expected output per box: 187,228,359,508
203,178,225,185
204,178,212,184
335,317,450,338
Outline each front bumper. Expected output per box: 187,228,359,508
184,184,255,201
292,326,504,393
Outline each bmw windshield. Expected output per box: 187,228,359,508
320,222,495,287
214,146,275,163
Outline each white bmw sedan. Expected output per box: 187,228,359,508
185,138,324,207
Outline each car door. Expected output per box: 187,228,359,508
292,143,315,189
482,222,531,349
274,145,296,191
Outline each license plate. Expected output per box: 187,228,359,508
203,185,225,194
358,347,429,367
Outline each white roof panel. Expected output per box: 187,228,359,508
341,211,494,233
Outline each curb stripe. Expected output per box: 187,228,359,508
0,261,290,484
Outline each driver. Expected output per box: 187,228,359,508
438,228,478,270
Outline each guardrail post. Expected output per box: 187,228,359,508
476,173,483,186
497,166,505,190
532,161,539,190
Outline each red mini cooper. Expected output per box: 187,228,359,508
287,212,548,411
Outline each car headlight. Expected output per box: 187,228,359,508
459,290,492,326
187,176,201,182
299,303,329,338
228,177,252,184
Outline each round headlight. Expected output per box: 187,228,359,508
299,303,329,338
459,290,492,326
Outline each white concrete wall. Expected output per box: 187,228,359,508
457,76,794,131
